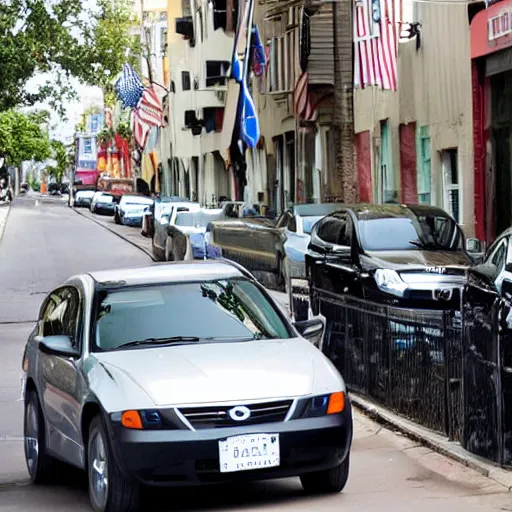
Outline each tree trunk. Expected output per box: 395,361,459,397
330,0,357,203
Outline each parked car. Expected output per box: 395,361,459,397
91,192,116,216
142,198,202,261
47,183,61,196
305,204,483,313
21,260,352,512
74,190,95,208
114,195,154,227
203,205,339,290
166,210,230,260
462,228,512,461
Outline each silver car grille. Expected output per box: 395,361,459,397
178,400,293,430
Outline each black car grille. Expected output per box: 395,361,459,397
178,400,293,430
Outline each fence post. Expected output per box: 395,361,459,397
343,297,349,386
496,304,504,466
386,306,392,406
444,311,452,439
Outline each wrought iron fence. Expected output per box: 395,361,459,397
317,290,460,436
292,284,512,467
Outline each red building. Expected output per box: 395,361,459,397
471,0,512,243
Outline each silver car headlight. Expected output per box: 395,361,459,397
374,269,408,298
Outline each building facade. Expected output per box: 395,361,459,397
163,0,237,205
253,1,337,213
353,0,475,235
471,0,512,243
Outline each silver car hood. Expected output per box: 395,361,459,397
92,338,342,408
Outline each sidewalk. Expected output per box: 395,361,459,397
0,205,10,246
351,393,512,490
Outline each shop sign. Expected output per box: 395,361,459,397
489,7,512,41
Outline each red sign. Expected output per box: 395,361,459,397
471,0,512,58
97,177,135,196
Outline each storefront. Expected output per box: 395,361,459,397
471,0,512,242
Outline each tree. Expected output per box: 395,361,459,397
45,140,69,183
0,110,52,168
0,0,141,113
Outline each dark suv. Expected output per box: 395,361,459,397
305,204,481,312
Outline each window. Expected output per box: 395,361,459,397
182,0,191,17
302,216,323,234
276,213,289,229
379,120,397,203
317,214,352,247
490,238,508,271
182,71,191,91
205,61,230,87
211,0,237,32
357,210,463,252
442,149,461,223
40,287,81,347
83,138,92,154
276,212,296,232
266,9,298,94
93,279,292,352
417,126,431,204
160,26,168,55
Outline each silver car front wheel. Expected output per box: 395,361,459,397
88,416,140,512
24,390,57,484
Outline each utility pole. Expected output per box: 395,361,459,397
330,0,357,202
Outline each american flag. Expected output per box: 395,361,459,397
115,64,145,109
354,0,397,91
132,86,163,149
294,72,318,122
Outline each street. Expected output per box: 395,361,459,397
0,198,511,511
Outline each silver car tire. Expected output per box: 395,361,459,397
88,416,140,512
24,390,57,484
300,453,350,494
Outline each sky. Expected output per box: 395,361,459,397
25,72,103,143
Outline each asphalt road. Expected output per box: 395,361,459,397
0,197,511,512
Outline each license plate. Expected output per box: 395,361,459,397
218,433,280,473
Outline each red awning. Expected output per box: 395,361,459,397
76,170,98,185
471,0,512,59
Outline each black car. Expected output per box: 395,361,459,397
305,204,482,312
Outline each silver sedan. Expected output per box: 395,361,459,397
22,260,352,512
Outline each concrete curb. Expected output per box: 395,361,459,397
0,205,11,247
71,206,157,262
350,392,512,491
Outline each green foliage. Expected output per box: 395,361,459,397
0,0,141,113
116,122,132,142
46,140,69,183
26,173,41,192
98,128,115,147
0,110,52,167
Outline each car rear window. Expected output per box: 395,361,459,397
93,278,292,351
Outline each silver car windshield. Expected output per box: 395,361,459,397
93,278,292,351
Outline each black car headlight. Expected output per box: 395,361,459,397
292,392,346,419
374,269,408,298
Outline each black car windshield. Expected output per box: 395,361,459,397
93,278,292,351
358,214,463,251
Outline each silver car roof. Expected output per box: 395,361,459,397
86,260,245,287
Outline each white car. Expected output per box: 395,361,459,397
22,260,353,512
